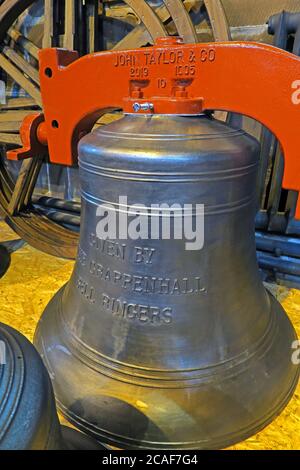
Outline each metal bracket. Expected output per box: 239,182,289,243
7,37,300,218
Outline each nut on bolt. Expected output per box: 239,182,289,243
132,102,154,113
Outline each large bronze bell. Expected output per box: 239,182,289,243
34,114,299,449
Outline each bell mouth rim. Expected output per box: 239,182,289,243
56,369,299,450
34,285,300,450
61,425,107,450
37,287,300,388
48,289,282,389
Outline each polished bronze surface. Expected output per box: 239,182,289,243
32,114,299,449
0,221,299,450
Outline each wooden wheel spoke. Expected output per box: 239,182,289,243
2,46,40,85
163,0,198,43
7,156,44,215
112,0,198,50
0,110,36,122
0,97,37,110
85,0,98,53
112,0,169,50
203,0,231,42
63,0,76,50
43,0,55,48
112,0,170,50
0,132,21,145
0,109,37,137
112,24,152,51
124,0,167,40
8,27,40,61
0,53,42,106
0,108,30,155
63,0,99,55
0,121,22,132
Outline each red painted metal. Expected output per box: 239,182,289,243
7,38,300,217
7,113,47,160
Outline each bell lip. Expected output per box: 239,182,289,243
34,289,300,450
56,370,299,450
47,288,280,387
61,425,107,450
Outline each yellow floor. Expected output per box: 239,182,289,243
0,220,299,450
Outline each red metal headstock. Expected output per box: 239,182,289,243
7,37,300,217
